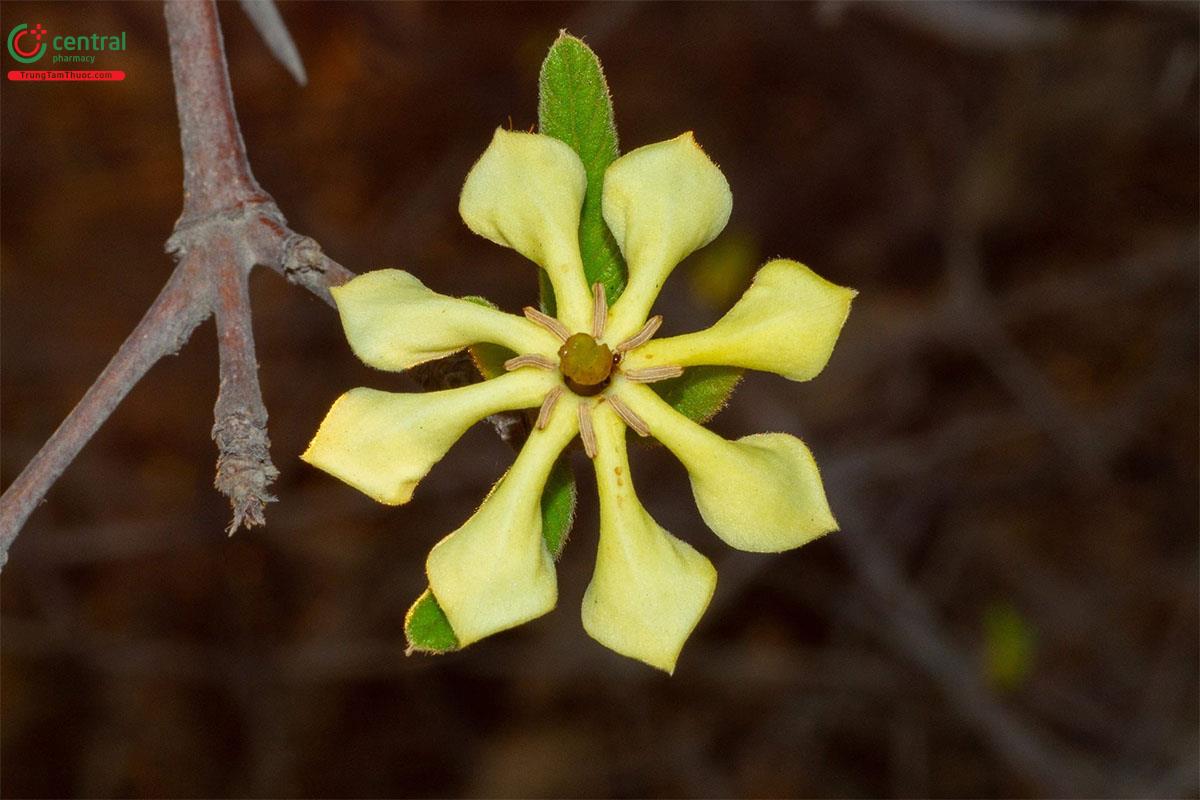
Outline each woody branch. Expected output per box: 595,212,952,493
0,0,354,565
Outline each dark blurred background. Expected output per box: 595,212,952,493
2,2,1197,797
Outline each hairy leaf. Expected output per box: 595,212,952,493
538,32,627,312
405,588,460,654
541,454,577,558
651,365,743,424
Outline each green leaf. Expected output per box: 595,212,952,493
461,294,499,310
541,454,576,558
468,342,515,381
405,589,460,654
651,365,744,425
462,295,517,380
538,31,627,311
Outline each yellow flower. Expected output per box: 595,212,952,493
303,129,856,672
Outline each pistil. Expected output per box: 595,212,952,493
558,332,614,396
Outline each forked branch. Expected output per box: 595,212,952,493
0,1,354,566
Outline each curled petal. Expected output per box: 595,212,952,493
623,260,856,382
620,382,837,552
602,133,732,340
333,269,556,372
426,396,579,646
301,370,557,505
459,129,593,330
582,402,717,673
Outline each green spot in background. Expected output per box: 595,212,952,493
983,601,1035,691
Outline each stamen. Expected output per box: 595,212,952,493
615,315,663,353
606,394,650,437
504,354,556,371
623,365,684,383
578,403,597,458
523,306,570,342
591,283,607,339
535,386,564,430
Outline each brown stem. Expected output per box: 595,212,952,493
164,1,282,532
252,223,356,307
0,0,357,566
166,0,270,221
212,240,278,532
0,0,516,565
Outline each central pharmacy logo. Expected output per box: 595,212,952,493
6,23,127,67
7,23,48,64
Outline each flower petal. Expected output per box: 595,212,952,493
425,395,579,646
301,369,557,506
582,401,717,673
332,269,556,372
619,382,837,552
602,133,732,340
459,129,593,330
622,260,855,382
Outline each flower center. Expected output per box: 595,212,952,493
558,332,614,396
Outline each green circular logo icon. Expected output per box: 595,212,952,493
8,23,48,64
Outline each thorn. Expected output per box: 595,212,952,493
239,0,308,86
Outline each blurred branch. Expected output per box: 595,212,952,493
823,1,1069,50
0,0,353,566
832,511,1106,796
944,229,1106,481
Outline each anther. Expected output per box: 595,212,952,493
591,283,607,339
623,365,684,383
536,386,564,430
606,394,650,437
523,306,570,341
615,315,663,353
578,403,597,459
504,354,556,371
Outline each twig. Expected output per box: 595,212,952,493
0,0,354,567
212,248,279,532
